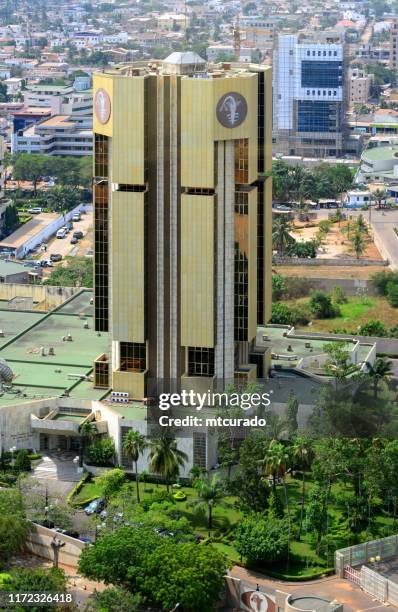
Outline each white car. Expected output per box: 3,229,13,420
27,207,43,214
56,228,67,239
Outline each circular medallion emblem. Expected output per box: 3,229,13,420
95,88,111,125
216,91,248,128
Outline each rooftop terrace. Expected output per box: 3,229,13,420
0,290,109,406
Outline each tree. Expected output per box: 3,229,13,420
0,515,28,565
13,449,31,473
286,393,299,438
291,437,313,539
373,188,386,209
43,257,93,288
235,514,289,564
148,435,188,491
191,474,226,530
86,438,116,467
233,431,269,513
323,341,358,384
305,484,329,554
79,420,97,467
97,469,126,501
387,282,398,308
2,568,66,611
365,356,393,399
0,489,28,564
2,204,19,235
122,429,147,503
350,229,366,259
309,291,339,319
46,185,80,215
272,216,293,255
84,587,142,612
13,154,52,195
270,302,292,325
78,526,227,611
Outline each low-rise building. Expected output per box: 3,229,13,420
348,68,373,105
13,114,92,156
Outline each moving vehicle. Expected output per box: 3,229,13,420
84,498,105,515
70,237,78,245
72,213,81,222
50,253,62,262
73,230,84,240
56,228,67,239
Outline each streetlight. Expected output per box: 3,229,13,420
9,446,16,467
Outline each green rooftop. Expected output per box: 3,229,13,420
0,290,109,406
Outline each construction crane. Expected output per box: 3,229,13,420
232,15,241,62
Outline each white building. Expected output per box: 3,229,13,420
14,115,92,156
272,33,346,158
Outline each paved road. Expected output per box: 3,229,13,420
230,566,396,611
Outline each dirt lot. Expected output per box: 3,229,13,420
291,219,383,261
274,265,387,280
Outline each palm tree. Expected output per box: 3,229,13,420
191,474,226,531
148,435,188,491
123,429,147,503
260,440,292,562
272,216,293,255
355,213,368,235
291,437,313,539
350,229,366,259
373,188,386,210
366,357,394,399
78,421,97,467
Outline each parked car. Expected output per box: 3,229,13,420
40,260,53,268
78,536,93,544
84,498,105,515
50,253,62,262
27,207,43,214
54,527,79,538
60,225,70,234
70,237,78,245
72,213,81,222
56,229,67,239
73,230,84,240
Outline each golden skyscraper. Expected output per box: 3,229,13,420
92,53,272,399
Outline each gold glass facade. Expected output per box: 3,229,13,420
93,58,272,398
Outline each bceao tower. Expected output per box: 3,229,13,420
92,52,272,400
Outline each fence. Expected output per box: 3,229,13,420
336,535,398,607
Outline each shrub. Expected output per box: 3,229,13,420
235,514,289,564
331,286,348,304
290,303,312,325
309,291,340,319
86,438,116,467
272,274,287,300
318,220,332,234
173,490,187,501
359,319,387,337
27,453,42,461
387,281,398,308
389,324,398,338
371,271,398,296
288,240,317,258
13,449,31,473
270,303,292,325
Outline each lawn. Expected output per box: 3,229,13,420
288,295,398,333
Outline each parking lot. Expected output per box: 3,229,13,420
36,210,93,274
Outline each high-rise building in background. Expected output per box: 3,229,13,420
92,53,272,400
272,33,346,158
390,20,398,73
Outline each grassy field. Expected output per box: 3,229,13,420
289,295,398,332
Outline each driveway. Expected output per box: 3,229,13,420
31,451,81,500
230,566,396,611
